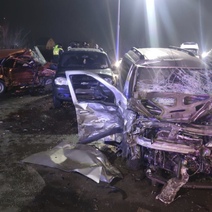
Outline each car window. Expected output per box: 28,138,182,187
14,60,26,68
3,58,15,68
71,74,115,103
60,52,109,69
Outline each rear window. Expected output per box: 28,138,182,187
59,51,110,70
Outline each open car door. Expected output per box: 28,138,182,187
65,70,127,144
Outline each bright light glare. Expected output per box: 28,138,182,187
157,1,177,45
106,1,116,60
114,59,122,68
116,0,121,61
50,149,67,164
202,51,209,58
145,0,159,47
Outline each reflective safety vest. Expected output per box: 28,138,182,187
53,45,63,56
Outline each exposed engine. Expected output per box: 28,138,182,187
126,92,212,203
132,118,212,175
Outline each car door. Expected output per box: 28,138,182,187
11,58,35,86
65,70,127,144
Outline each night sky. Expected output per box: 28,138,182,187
1,0,212,59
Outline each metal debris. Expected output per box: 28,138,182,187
156,166,189,204
22,141,122,183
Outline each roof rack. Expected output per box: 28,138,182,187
67,41,103,51
131,47,145,59
169,46,196,57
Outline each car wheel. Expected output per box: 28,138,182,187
53,96,62,108
0,80,6,95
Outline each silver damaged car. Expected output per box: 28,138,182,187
65,47,212,204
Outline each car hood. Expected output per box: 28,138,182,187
57,68,113,77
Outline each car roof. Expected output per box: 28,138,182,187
126,47,207,69
63,48,106,54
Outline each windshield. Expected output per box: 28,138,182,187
59,51,110,69
136,66,212,95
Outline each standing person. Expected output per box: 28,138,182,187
53,43,64,63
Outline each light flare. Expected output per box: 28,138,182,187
145,0,159,47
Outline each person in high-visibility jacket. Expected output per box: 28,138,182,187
53,43,64,63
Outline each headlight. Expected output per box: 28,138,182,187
54,77,68,85
104,77,113,84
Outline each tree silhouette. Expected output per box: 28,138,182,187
0,19,30,49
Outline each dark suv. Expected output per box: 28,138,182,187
52,47,116,108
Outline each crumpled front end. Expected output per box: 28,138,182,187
65,67,212,204
129,91,212,185
126,66,212,203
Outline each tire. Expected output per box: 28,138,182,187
0,80,6,95
53,96,62,108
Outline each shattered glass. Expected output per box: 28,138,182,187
136,67,212,96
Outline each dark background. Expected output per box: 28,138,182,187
1,0,212,58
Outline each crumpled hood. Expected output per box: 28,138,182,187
129,92,212,123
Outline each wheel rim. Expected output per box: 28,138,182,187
0,82,5,94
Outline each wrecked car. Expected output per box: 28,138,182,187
64,47,212,204
0,47,55,95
